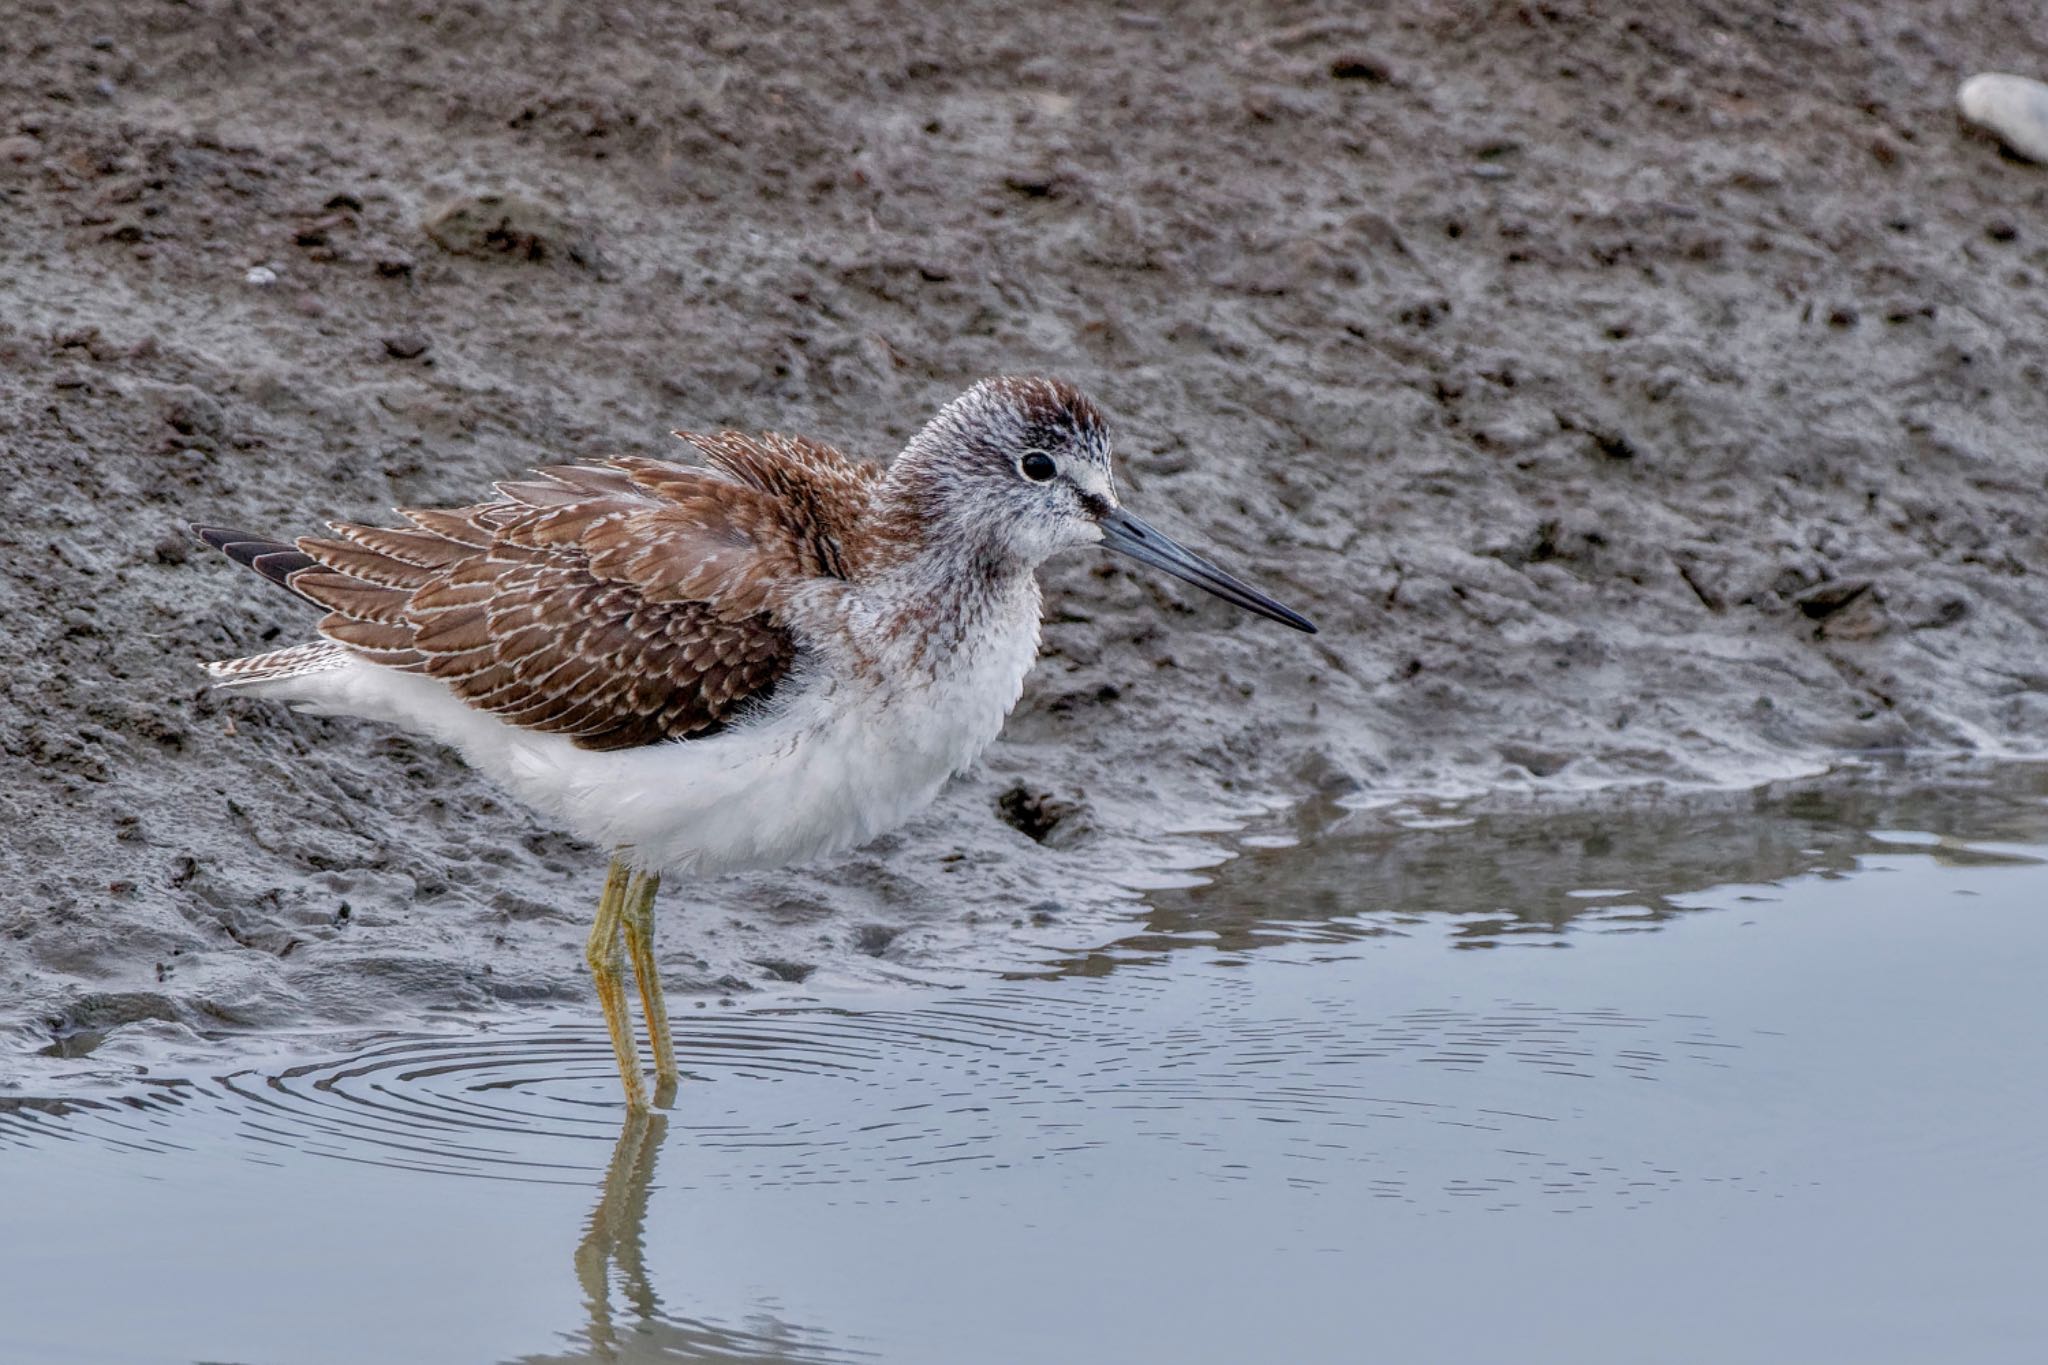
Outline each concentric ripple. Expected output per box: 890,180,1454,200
2,968,1773,1211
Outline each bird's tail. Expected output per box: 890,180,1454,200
202,640,354,689
189,523,346,688
189,524,320,601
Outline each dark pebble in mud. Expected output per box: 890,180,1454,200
996,784,1089,845
1796,579,1874,619
1328,54,1393,83
160,389,227,442
422,193,599,268
853,925,901,957
1499,743,1575,778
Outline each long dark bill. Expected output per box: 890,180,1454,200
1097,508,1318,634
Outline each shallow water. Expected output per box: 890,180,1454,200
6,767,2048,1364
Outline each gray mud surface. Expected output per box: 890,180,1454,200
3,3,2046,1051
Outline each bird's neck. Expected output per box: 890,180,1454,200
862,458,1028,585
836,492,1037,678
872,530,1041,639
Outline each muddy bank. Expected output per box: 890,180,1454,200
3,3,2046,1052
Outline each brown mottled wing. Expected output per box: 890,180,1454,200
288,437,878,751
621,428,884,581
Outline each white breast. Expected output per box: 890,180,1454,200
265,579,1045,878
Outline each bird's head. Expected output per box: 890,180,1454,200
890,376,1316,633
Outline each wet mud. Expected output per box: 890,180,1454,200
3,3,2047,1045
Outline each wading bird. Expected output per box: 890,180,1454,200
194,377,1315,1109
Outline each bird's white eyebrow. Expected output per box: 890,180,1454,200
1067,461,1114,500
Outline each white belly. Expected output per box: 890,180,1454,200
263,609,1042,878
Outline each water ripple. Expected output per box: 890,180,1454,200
2,979,1766,1212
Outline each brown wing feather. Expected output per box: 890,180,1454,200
289,428,878,751
653,427,883,578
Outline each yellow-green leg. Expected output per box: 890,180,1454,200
619,868,678,1104
585,856,648,1112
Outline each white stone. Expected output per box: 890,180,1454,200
1958,72,2048,164
243,264,278,287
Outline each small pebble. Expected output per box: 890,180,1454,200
1329,54,1392,83
244,264,278,287
1796,578,1874,619
423,192,598,267
1957,72,2048,164
382,332,429,360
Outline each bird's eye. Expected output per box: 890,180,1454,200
1019,451,1057,483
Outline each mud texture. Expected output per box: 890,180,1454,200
3,3,2046,1056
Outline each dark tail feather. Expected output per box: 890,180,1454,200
190,523,319,601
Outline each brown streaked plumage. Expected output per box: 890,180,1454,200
278,432,884,752
192,376,1316,1114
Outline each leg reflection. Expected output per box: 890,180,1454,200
541,1100,846,1363
574,1109,668,1352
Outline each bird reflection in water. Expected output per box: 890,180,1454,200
512,1102,859,1365
573,1109,666,1358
